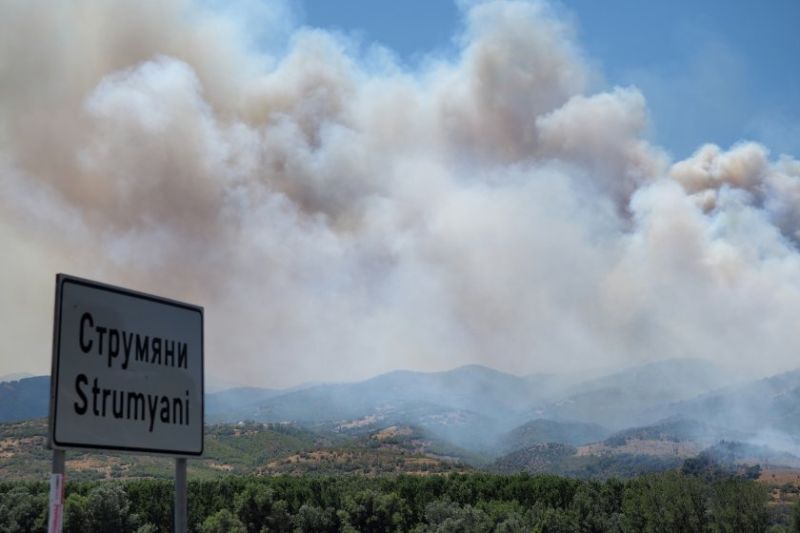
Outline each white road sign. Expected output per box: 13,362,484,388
48,274,204,456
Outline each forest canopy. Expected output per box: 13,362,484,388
0,471,790,532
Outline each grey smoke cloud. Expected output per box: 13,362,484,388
1,0,798,387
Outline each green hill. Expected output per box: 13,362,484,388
0,419,472,481
0,419,322,481
498,419,610,453
491,442,683,479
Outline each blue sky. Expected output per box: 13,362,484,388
300,0,799,159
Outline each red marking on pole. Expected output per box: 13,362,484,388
48,473,64,533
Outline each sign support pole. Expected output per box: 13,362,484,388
48,449,65,533
175,458,187,533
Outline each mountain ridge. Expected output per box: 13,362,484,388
4,359,799,459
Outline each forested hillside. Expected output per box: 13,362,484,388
0,420,472,481
1,471,793,532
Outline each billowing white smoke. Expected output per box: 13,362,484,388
1,0,798,387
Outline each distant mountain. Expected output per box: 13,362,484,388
252,363,595,420
4,360,800,480
650,368,800,449
206,387,286,420
0,375,308,425
498,419,610,453
220,359,742,439
493,442,578,474
0,376,291,424
232,361,736,451
238,364,576,450
491,442,683,479
4,359,795,461
489,417,770,479
701,440,800,469
602,418,724,448
0,376,50,423
535,358,737,429
0,373,34,383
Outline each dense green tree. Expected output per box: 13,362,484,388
126,479,172,531
85,482,138,533
708,478,768,533
0,472,777,532
493,512,530,533
292,503,337,532
622,472,707,533
768,526,790,533
0,485,47,533
201,509,246,533
422,500,493,533
235,484,276,533
792,497,800,533
339,489,412,532
63,492,90,533
529,504,579,533
267,499,293,533
571,479,624,533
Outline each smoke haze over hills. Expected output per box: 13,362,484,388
1,0,799,387
6,359,800,464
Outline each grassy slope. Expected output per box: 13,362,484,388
5,417,796,482
0,419,473,481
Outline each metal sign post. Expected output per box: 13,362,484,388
47,450,65,533
175,458,187,533
46,274,204,533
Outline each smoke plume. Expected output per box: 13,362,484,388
1,0,798,387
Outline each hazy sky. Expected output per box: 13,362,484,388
1,0,798,387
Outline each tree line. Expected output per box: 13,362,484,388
1,471,797,532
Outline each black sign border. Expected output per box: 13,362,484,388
48,273,204,457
